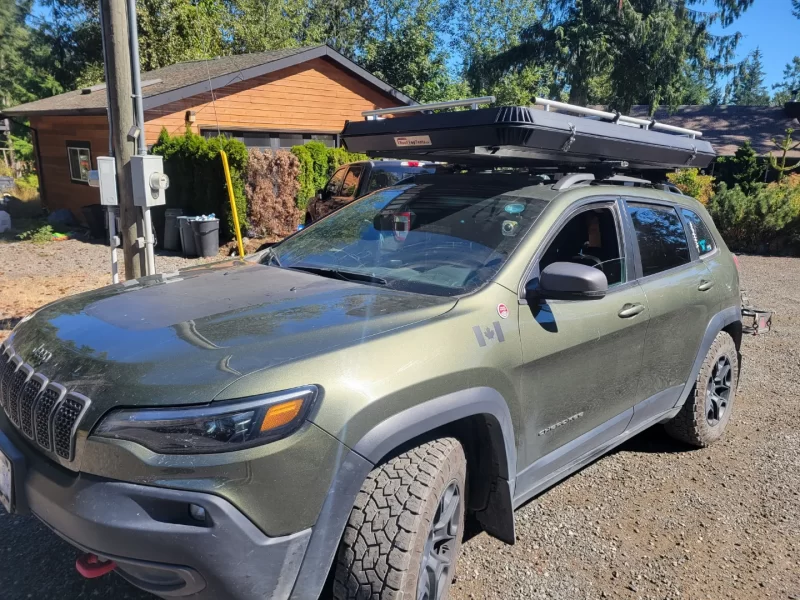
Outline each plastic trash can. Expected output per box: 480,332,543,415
178,217,197,257
164,208,183,251
81,204,106,239
190,218,220,258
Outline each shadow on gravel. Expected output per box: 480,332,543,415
614,424,697,455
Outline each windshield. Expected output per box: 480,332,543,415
267,173,550,296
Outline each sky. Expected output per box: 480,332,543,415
713,0,799,89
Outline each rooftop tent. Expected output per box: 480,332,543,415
341,97,716,171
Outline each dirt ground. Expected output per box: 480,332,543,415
0,240,797,600
0,238,214,343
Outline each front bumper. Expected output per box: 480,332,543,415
0,427,311,599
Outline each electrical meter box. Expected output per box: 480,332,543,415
131,155,170,207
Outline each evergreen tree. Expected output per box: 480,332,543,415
0,0,62,108
360,0,457,102
772,57,800,106
452,0,557,105
486,0,755,112
726,48,771,106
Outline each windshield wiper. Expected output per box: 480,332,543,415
288,265,388,286
261,246,282,267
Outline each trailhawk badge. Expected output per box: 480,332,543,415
394,135,431,147
497,303,509,319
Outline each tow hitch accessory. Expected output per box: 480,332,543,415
76,553,116,578
741,291,772,335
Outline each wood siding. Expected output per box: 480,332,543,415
31,57,402,218
144,57,400,143
29,115,108,218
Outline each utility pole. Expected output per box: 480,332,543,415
99,0,146,279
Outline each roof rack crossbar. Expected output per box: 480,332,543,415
362,96,496,119
534,98,702,139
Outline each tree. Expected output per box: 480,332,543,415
302,0,373,58
726,47,771,106
360,0,457,102
452,0,557,105
715,140,764,195
0,0,62,108
485,0,756,112
772,56,800,106
768,129,800,182
794,0,799,19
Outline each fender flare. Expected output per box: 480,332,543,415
352,386,517,478
290,387,518,599
675,304,741,409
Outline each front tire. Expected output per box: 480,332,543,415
665,331,738,447
333,438,466,600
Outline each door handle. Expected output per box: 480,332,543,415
698,280,714,292
618,303,645,318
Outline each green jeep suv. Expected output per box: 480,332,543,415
0,170,741,600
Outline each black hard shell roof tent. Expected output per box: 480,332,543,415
341,97,716,174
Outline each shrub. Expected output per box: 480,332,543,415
15,173,39,191
17,224,58,243
290,142,366,210
714,141,765,196
666,168,715,204
246,149,302,238
151,128,248,240
708,180,800,251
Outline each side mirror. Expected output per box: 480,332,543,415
527,262,608,301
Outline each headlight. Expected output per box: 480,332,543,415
93,386,318,454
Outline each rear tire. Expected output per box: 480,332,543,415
665,331,738,447
333,438,466,600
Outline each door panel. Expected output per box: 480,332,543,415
518,283,649,466
636,262,716,400
623,200,718,403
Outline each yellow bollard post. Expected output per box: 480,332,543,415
220,150,245,258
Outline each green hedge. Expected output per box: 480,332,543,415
151,128,248,240
707,177,800,252
291,141,366,211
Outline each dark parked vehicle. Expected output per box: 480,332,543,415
305,159,436,223
0,99,757,600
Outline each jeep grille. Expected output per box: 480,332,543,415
0,342,89,462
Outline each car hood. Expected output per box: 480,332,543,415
7,260,455,422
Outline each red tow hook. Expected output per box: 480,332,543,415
76,553,117,579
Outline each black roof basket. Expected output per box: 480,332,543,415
341,97,715,171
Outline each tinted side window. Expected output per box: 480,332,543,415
627,204,691,277
325,168,347,195
340,166,363,197
681,208,716,255
365,166,436,193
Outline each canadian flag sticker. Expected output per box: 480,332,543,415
497,303,509,319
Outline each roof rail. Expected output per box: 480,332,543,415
534,98,702,139
553,172,686,192
553,173,595,190
362,96,496,119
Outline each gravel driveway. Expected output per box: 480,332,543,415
0,247,797,600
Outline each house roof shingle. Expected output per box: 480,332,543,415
3,45,413,117
625,105,800,158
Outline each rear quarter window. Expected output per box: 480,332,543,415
627,203,691,277
681,208,716,256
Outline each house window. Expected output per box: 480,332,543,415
201,130,337,150
67,142,92,183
